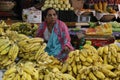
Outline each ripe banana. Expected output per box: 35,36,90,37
0,46,10,55
4,67,17,75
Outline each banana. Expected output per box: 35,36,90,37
97,47,104,56
13,74,21,80
27,37,44,43
89,72,97,80
0,38,9,46
80,73,87,80
11,44,19,61
4,67,16,75
103,64,114,70
117,53,120,62
103,45,109,54
0,46,10,55
111,55,117,63
44,75,50,80
80,49,88,57
73,63,77,75
68,51,74,57
100,67,117,78
8,43,17,59
93,70,105,79
86,56,93,63
3,73,16,80
63,74,76,80
79,53,86,62
35,43,46,59
61,63,68,73
0,41,11,52
0,56,9,65
22,66,34,76
103,54,108,64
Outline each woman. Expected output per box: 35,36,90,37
36,7,74,61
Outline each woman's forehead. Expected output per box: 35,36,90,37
47,9,56,14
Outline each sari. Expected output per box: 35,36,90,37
36,20,74,61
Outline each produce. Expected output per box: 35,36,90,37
41,0,74,11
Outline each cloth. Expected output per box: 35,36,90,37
44,27,51,41
36,20,74,61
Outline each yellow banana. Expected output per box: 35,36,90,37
86,56,93,63
80,73,87,80
93,70,105,79
103,45,109,54
100,67,117,78
27,37,44,43
73,64,77,75
89,72,97,80
97,47,104,56
0,41,11,52
79,53,86,62
35,43,46,59
117,53,120,62
0,46,10,55
103,54,108,64
11,44,19,61
44,75,50,80
111,55,117,63
8,43,16,59
4,67,16,75
103,64,114,70
61,63,68,73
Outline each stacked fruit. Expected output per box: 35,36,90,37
94,1,116,13
10,22,38,37
41,0,74,11
97,43,120,67
3,62,39,80
76,64,117,80
0,37,19,69
61,44,103,78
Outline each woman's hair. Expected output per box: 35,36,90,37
42,7,58,20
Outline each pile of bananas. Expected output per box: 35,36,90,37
3,61,39,80
43,68,76,80
76,64,117,80
94,1,116,13
97,43,120,67
0,37,19,69
10,22,38,37
61,44,103,77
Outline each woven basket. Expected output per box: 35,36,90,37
0,1,15,11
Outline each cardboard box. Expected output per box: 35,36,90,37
70,0,84,9
22,7,42,23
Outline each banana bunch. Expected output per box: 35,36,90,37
0,38,19,69
3,62,39,80
114,65,120,79
61,44,103,78
10,22,37,37
76,64,117,80
97,43,120,66
44,67,76,80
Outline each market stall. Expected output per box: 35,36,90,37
0,0,120,80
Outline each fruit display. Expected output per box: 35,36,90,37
10,22,38,37
94,1,116,13
110,21,120,32
86,23,112,35
41,0,74,11
0,20,120,79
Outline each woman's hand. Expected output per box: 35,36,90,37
62,46,70,54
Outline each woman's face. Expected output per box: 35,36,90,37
45,9,58,24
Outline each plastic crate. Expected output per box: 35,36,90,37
85,35,115,47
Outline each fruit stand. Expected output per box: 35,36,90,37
0,0,120,80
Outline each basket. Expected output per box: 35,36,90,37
100,15,115,22
0,1,15,11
